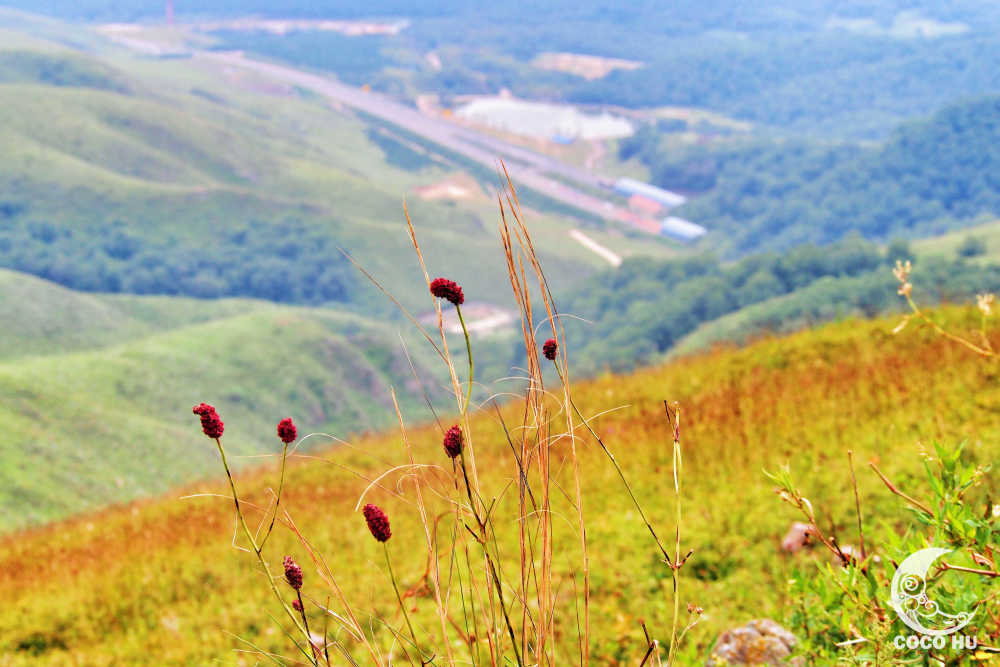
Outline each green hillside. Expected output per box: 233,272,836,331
0,268,263,359
0,268,455,533
560,235,1000,372
5,224,989,533
627,96,1000,254
1,303,997,664
0,14,669,312
77,0,1000,139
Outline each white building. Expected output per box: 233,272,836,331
660,216,707,241
613,178,687,208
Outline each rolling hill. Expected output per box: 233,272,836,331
0,10,672,313
0,267,456,532
5,219,995,533
559,233,1000,373
1,305,997,663
3,4,1000,665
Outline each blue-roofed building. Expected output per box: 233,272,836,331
613,178,687,208
660,216,707,241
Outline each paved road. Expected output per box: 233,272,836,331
201,51,637,225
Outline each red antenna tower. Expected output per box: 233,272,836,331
165,0,175,26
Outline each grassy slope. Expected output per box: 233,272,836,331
0,268,266,359
0,12,678,532
669,227,1000,358
1,307,997,663
0,268,455,532
911,217,1000,263
667,274,887,359
0,13,676,310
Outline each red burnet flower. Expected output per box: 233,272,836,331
429,277,464,306
292,598,303,612
283,556,303,590
192,403,224,439
442,425,463,459
277,417,297,444
542,338,558,361
363,503,391,542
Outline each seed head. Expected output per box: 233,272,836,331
978,293,995,317
429,277,464,306
277,417,297,444
363,503,391,542
192,403,224,439
542,338,558,361
443,425,463,459
893,259,913,297
292,598,303,612
283,556,303,590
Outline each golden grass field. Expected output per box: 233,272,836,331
2,302,998,665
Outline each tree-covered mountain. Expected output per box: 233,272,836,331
558,235,1000,373
10,2,1000,136
624,96,1000,254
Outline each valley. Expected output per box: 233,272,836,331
3,3,1000,664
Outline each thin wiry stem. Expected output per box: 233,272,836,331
903,290,994,357
555,366,672,565
869,462,934,516
389,387,454,664
893,264,996,358
666,402,682,667
258,441,288,549
456,305,475,417
938,562,1000,578
847,450,867,561
213,438,317,666
546,344,589,667
458,450,524,667
383,542,423,660
297,590,319,662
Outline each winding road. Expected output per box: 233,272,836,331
198,50,640,226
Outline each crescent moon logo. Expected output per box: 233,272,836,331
889,547,977,637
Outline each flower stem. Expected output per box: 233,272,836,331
455,305,474,416
555,365,672,565
259,441,288,548
666,403,682,667
213,438,317,666
458,451,523,667
297,590,319,661
383,542,421,657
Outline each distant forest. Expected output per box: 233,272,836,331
11,1,1000,136
625,96,1000,254
0,218,358,305
559,237,1000,373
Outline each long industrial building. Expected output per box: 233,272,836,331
613,178,687,208
661,216,707,241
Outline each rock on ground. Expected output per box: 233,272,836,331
706,619,800,666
